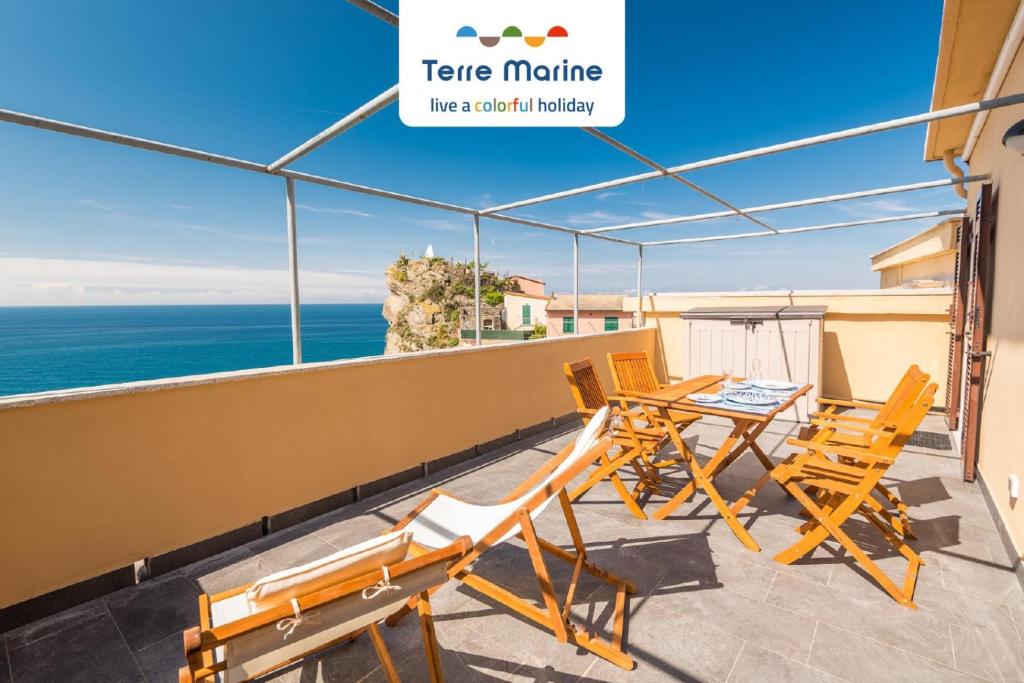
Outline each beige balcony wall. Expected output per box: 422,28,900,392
0,328,655,608
627,290,952,406
964,46,1024,559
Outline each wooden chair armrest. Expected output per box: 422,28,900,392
810,419,886,435
786,437,894,464
810,411,876,425
817,397,884,410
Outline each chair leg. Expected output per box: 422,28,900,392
417,591,445,683
368,623,402,683
518,509,570,643
568,450,649,520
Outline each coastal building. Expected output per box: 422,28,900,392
504,275,550,331
923,0,1024,571
545,294,632,337
870,217,959,288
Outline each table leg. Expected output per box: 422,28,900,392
652,419,764,520
730,438,798,516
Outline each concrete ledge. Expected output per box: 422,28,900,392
0,566,135,633
147,521,264,578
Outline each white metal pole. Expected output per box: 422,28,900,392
267,85,399,172
480,91,1024,215
636,245,644,328
582,174,990,234
573,233,580,335
641,209,965,246
285,178,302,364
473,215,481,345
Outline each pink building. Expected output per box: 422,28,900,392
508,275,546,298
545,294,633,337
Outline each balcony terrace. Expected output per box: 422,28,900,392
2,3,1024,679
1,382,1020,682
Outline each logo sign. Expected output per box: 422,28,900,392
399,0,625,127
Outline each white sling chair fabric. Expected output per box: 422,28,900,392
403,406,609,550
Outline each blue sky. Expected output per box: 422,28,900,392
0,0,959,305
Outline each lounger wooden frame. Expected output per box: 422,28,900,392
770,383,938,608
389,417,637,671
178,537,471,683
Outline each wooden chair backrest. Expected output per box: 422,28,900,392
875,365,931,426
860,382,938,461
563,358,608,413
607,352,660,394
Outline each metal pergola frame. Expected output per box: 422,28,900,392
2,0,1021,362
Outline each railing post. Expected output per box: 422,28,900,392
636,245,644,328
285,177,302,364
473,215,481,345
573,233,580,335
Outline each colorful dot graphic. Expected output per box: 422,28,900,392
456,25,568,47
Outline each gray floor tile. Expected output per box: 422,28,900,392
1,637,10,683
135,631,187,682
766,571,956,667
8,615,143,683
585,597,744,682
183,545,270,596
808,623,982,682
4,598,107,651
652,569,818,662
727,643,843,683
104,573,201,652
249,526,342,572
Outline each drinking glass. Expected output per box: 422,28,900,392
751,358,762,381
721,366,733,392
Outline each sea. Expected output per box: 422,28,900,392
0,304,388,397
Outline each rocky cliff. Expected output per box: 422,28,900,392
382,255,519,354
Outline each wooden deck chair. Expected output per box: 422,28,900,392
179,533,471,682
804,366,931,536
563,358,673,519
607,351,702,444
769,383,938,608
810,365,930,442
389,407,637,671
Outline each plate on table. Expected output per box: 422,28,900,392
722,390,778,406
751,379,798,391
726,380,751,390
687,393,722,404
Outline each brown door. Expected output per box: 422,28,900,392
961,183,994,482
944,217,972,430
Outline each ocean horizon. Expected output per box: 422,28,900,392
0,303,388,397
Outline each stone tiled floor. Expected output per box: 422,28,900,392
3,414,1022,682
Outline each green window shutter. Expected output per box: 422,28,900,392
563,317,574,333
604,317,619,331
522,304,531,326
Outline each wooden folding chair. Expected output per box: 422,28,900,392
563,358,674,519
770,383,938,608
389,407,637,670
179,534,471,682
607,351,702,440
804,366,931,536
810,365,930,442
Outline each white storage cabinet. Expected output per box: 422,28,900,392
680,306,825,422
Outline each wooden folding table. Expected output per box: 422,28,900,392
625,375,812,552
